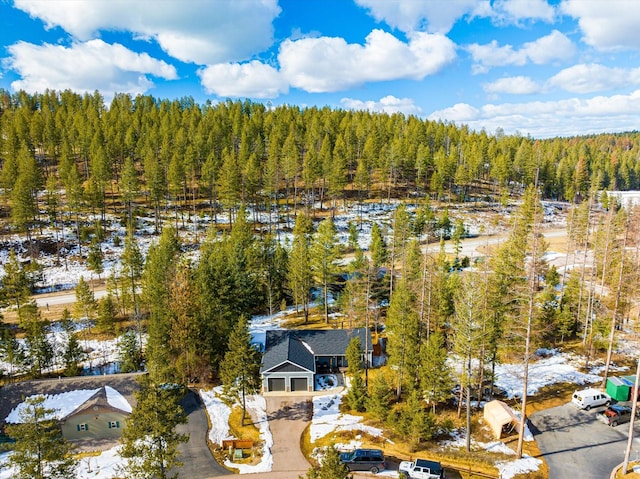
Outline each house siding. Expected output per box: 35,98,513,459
260,328,374,394
262,370,314,392
61,409,128,441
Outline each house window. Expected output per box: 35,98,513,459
108,421,120,429
77,423,89,432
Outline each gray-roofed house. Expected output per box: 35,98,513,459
260,328,372,393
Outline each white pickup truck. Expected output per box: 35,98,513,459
398,458,445,479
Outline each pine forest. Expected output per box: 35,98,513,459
1,89,640,469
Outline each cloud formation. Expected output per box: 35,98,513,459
341,95,423,115
483,76,541,95
492,0,555,25
356,0,556,34
561,0,640,51
13,0,281,64
548,64,640,94
198,61,288,99
429,89,640,137
355,0,480,34
278,30,456,92
6,40,177,98
467,30,575,73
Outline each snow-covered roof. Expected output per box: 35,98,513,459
5,386,132,424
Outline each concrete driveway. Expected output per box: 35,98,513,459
531,402,640,479
245,395,313,479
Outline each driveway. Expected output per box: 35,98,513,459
531,402,640,479
175,389,230,477
243,395,313,479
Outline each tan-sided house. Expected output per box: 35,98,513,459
5,385,132,441
260,328,372,393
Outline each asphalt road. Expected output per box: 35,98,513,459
174,389,230,477
531,402,640,479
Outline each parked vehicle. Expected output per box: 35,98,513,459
571,388,611,410
339,448,385,473
598,405,639,426
398,458,445,479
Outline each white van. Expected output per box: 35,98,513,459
571,388,611,410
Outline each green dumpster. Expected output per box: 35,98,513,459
606,377,630,401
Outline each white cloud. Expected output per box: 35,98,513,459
429,103,481,122
356,0,556,34
484,76,541,95
492,0,555,24
12,0,281,64
355,0,482,34
467,30,575,73
6,40,177,99
340,95,422,115
561,0,640,51
548,64,640,94
429,90,640,138
198,61,288,99
279,29,456,93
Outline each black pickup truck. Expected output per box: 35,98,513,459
597,405,639,427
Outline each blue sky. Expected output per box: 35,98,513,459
1,0,640,138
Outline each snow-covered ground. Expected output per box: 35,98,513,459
0,196,634,479
0,325,632,479
0,197,571,290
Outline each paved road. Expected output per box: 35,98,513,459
531,402,640,479
175,389,230,477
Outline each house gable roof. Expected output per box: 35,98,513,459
261,331,315,373
5,386,132,424
260,328,371,374
65,386,132,419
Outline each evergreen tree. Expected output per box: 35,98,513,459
11,143,43,254
288,213,314,322
118,329,144,373
142,226,181,383
393,389,437,451
63,332,86,376
310,217,342,323
121,226,144,346
168,260,200,385
389,203,412,295
219,315,262,425
369,222,388,270
1,250,31,309
74,276,96,322
419,331,454,413
196,205,261,368
87,237,104,281
301,445,352,479
119,376,188,479
451,272,487,452
386,280,420,398
344,337,367,412
120,155,140,226
6,396,78,479
96,294,117,334
259,234,289,317
0,326,25,377
20,302,53,378
366,371,393,423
